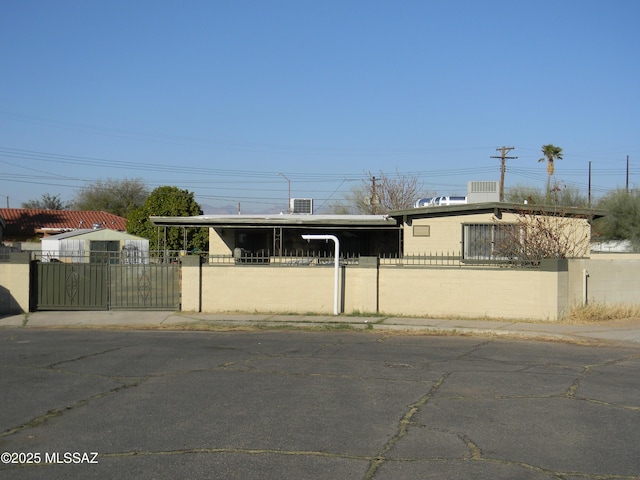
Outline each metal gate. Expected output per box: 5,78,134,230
35,262,180,311
109,264,180,310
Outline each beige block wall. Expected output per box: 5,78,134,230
184,261,566,320
568,258,640,306
0,261,31,314
181,257,202,312
378,266,564,321
182,262,380,314
199,265,339,314
342,265,378,314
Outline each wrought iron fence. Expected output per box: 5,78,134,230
32,250,184,265
0,246,19,263
379,252,463,266
206,249,359,266
380,252,541,269
10,248,541,269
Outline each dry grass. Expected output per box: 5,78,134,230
561,303,640,324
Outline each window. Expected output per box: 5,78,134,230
463,224,516,260
90,240,119,264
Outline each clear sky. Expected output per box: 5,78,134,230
1,0,638,213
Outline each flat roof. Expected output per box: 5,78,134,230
150,214,400,229
390,202,607,219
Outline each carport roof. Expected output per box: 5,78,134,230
150,214,399,229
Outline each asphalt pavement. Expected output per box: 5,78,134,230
1,328,639,479
2,310,640,345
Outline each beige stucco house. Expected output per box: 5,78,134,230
393,202,601,261
151,202,603,262
146,203,617,321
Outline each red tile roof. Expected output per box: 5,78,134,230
0,208,127,237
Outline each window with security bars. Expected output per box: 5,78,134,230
462,223,518,260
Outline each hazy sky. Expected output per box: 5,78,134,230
1,0,638,212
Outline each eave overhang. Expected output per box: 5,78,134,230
150,214,400,230
389,202,607,221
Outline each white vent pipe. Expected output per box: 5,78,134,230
301,234,340,315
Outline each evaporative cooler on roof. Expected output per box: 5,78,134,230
290,198,313,214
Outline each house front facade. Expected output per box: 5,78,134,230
393,203,600,262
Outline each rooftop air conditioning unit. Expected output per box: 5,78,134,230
467,181,500,203
290,198,313,214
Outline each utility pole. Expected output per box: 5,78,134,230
626,155,630,194
491,146,517,202
370,176,380,213
588,161,592,207
278,173,291,213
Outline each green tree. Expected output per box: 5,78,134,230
593,188,640,250
506,183,588,207
538,144,563,202
72,178,149,217
22,193,68,210
127,186,208,252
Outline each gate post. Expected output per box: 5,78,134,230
181,255,202,312
0,253,31,314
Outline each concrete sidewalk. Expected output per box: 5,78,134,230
2,310,640,345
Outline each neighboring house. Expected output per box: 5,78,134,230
0,208,127,245
0,215,5,244
40,228,149,264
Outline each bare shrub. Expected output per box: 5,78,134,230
494,208,590,265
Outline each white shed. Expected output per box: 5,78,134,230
40,229,149,263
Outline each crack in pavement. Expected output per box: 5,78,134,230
567,353,640,394
364,372,450,479
0,379,147,438
46,346,127,369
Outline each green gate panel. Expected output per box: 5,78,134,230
109,264,180,310
37,263,108,310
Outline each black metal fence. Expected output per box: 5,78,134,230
0,247,541,269
204,250,540,269
0,246,21,263
31,250,184,265
207,249,359,266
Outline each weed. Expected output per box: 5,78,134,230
561,303,640,323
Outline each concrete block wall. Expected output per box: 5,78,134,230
378,266,564,321
182,257,569,320
568,258,640,306
198,265,339,314
0,254,31,314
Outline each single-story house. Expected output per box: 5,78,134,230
150,202,605,261
40,228,149,264
0,208,128,245
148,202,624,320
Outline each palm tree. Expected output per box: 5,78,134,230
539,144,563,203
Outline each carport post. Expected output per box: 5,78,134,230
301,234,340,316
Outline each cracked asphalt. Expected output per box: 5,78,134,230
1,328,639,479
